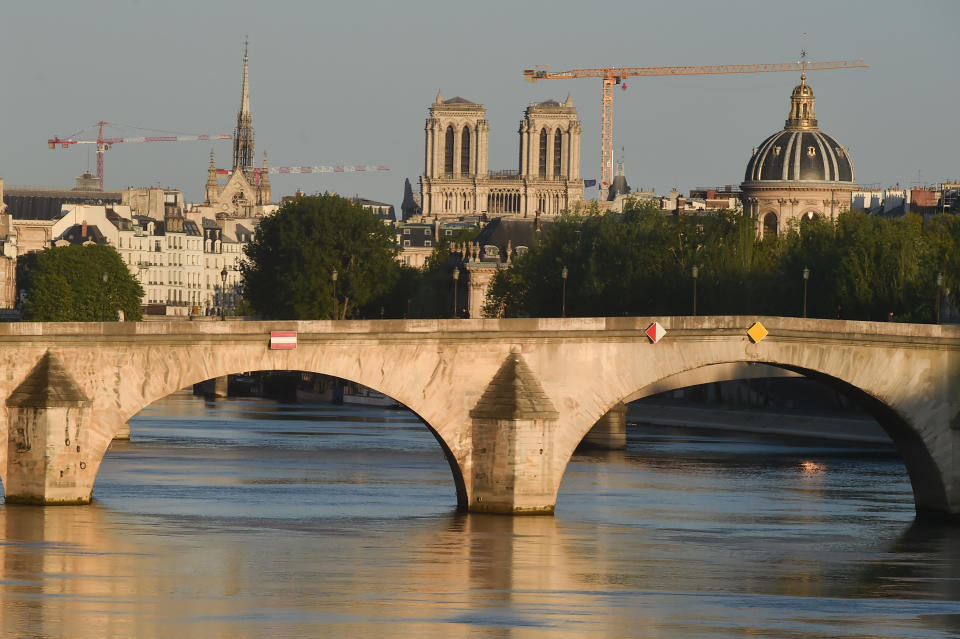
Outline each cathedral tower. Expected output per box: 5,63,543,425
232,39,255,182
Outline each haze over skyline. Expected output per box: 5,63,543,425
2,0,957,207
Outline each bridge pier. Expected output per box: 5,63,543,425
467,350,561,514
580,403,627,450
3,353,96,504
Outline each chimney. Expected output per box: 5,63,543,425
82,220,87,239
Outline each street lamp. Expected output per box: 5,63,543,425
936,272,944,324
691,265,698,316
802,266,810,318
452,267,460,318
220,266,227,321
101,272,108,321
331,268,338,320
561,266,568,318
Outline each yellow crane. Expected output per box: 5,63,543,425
523,54,868,198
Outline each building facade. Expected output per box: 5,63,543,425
419,93,584,221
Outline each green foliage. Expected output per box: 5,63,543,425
241,194,399,320
18,244,144,321
484,204,960,323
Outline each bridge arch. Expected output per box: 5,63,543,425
560,358,948,517
107,358,470,512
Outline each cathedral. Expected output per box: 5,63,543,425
199,42,272,218
419,93,584,220
740,74,855,237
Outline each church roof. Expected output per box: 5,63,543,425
443,96,476,105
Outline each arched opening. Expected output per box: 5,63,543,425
538,128,547,178
460,127,471,175
763,212,778,238
553,128,563,177
444,126,454,175
94,367,469,516
560,361,943,520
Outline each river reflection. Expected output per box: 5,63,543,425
1,391,959,638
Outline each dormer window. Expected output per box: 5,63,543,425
807,146,816,157
773,146,781,157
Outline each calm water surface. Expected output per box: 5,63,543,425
2,391,959,638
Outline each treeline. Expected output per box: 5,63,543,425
484,201,960,323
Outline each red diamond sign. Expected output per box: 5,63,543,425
645,322,666,344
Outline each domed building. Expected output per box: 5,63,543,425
741,74,855,237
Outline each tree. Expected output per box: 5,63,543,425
17,244,144,321
241,194,399,319
482,205,960,323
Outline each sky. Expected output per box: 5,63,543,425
1,0,957,208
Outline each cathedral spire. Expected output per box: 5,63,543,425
232,37,255,179
205,150,218,204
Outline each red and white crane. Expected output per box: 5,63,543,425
215,164,390,185
48,121,232,189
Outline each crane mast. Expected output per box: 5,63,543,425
523,58,869,199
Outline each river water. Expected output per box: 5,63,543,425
2,391,960,638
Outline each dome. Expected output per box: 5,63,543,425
744,129,853,182
743,75,854,184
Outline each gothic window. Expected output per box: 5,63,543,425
444,126,455,175
553,128,562,177
538,129,547,178
461,127,471,174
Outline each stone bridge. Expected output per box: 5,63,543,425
1,317,957,518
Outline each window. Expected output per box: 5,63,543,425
461,126,471,174
553,128,562,177
403,228,411,235
444,126,454,174
424,240,431,247
403,240,411,247
538,128,547,178
445,229,453,236
425,228,431,236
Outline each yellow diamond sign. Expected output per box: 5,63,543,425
747,322,768,343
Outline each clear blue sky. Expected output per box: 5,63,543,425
2,0,957,207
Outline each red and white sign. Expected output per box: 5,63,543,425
645,322,666,344
269,331,297,350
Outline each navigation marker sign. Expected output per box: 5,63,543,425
270,331,297,350
747,322,768,343
645,322,666,344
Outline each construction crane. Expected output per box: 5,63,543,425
215,164,390,186
523,55,869,199
48,121,232,189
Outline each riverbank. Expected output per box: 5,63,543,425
627,401,892,444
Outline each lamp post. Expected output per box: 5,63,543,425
101,272,108,321
331,268,338,320
691,265,698,316
220,266,227,321
936,272,944,324
561,266,568,317
452,267,460,318
802,266,810,318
